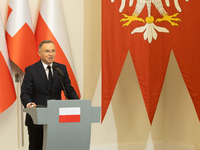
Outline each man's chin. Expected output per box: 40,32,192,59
48,60,54,63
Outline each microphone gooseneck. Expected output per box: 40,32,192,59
52,64,67,99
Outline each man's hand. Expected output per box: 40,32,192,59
27,102,37,108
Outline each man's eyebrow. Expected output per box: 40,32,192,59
44,49,55,51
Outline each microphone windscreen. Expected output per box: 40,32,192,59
52,64,64,76
52,64,58,69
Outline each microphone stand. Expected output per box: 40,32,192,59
52,64,67,99
58,74,67,100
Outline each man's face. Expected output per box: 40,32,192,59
38,43,56,65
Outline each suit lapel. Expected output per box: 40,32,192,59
36,61,51,93
52,62,58,93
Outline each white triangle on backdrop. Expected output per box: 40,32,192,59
91,71,118,150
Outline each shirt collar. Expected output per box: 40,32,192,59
41,61,53,69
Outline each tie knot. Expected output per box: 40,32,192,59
47,66,51,70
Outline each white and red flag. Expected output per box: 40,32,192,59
59,107,81,123
6,0,39,72
35,0,81,99
0,13,16,113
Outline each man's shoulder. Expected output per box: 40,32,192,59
25,61,41,70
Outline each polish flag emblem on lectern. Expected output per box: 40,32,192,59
59,107,81,123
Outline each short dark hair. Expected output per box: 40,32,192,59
39,40,55,51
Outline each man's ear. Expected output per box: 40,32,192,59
38,51,41,57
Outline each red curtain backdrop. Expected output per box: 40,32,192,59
102,0,200,124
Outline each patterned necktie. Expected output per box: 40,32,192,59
47,66,53,92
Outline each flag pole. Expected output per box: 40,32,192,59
15,68,24,148
15,73,20,148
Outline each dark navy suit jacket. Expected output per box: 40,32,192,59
21,60,79,127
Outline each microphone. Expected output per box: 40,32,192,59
52,64,64,76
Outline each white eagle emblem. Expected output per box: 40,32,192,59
112,0,189,43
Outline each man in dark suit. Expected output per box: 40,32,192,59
21,40,79,150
